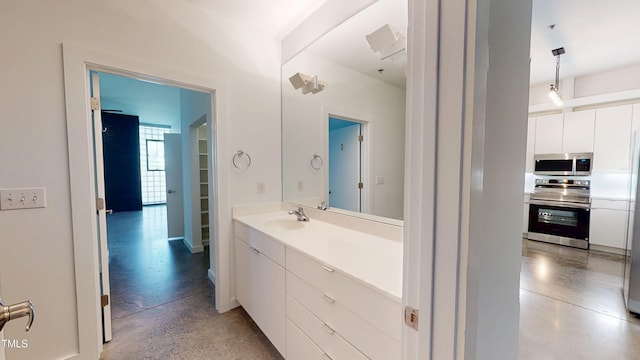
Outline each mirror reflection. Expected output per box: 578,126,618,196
281,0,407,220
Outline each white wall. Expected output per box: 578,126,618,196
0,0,281,358
529,62,640,106
464,0,531,357
282,50,406,219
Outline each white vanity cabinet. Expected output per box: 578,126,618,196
285,248,401,360
233,212,403,360
234,222,286,356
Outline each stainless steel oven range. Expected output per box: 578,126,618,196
527,178,591,249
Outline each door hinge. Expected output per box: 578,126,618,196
357,134,364,142
91,97,100,111
96,197,105,211
404,306,419,331
101,294,109,307
358,182,364,189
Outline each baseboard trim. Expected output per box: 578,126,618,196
208,268,216,285
182,238,204,253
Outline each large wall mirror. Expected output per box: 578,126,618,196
282,0,407,221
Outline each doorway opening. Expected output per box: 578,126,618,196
327,116,368,213
92,70,216,343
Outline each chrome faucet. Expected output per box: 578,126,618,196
317,201,327,211
288,207,309,222
0,300,35,332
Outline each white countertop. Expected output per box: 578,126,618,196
234,210,403,302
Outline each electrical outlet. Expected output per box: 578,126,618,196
0,188,46,210
376,176,385,185
297,181,304,191
257,181,266,194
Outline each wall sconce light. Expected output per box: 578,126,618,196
365,24,406,61
289,72,326,95
548,47,565,106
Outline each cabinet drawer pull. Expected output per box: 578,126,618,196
322,294,336,304
322,323,335,334
322,353,333,360
321,265,334,273
250,247,260,254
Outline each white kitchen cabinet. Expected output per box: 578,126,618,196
593,105,633,172
534,113,563,154
234,229,286,356
562,109,595,153
525,117,536,172
590,208,628,249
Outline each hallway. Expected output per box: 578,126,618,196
100,206,282,359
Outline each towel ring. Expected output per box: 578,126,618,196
233,150,252,170
311,154,324,170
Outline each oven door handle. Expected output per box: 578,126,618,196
529,199,591,210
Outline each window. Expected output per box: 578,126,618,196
146,139,165,171
139,124,170,204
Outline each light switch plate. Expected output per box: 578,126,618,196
0,188,46,210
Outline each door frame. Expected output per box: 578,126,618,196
321,107,371,214
62,44,232,357
328,117,363,212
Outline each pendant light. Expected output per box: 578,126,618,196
548,47,565,106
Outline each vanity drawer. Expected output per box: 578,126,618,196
287,295,369,360
287,271,400,360
286,248,401,340
234,221,285,266
287,319,327,360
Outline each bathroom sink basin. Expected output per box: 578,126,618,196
264,218,306,231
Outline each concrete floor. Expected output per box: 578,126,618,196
519,239,640,359
99,207,640,358
100,206,283,360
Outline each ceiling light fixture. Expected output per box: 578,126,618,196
289,72,326,95
365,24,406,61
548,47,565,107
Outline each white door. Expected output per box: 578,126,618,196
328,120,361,212
90,71,112,342
164,133,184,239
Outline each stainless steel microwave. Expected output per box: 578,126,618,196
534,153,593,176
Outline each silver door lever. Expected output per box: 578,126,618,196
0,300,35,332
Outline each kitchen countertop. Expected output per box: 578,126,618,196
234,210,403,302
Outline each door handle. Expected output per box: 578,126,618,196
106,209,113,214
0,300,35,332
167,189,176,194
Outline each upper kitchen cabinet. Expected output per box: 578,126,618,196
534,113,563,154
534,110,596,155
562,110,596,153
593,104,633,173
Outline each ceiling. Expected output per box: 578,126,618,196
102,0,640,116
529,0,640,86
279,0,640,90
187,0,327,39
